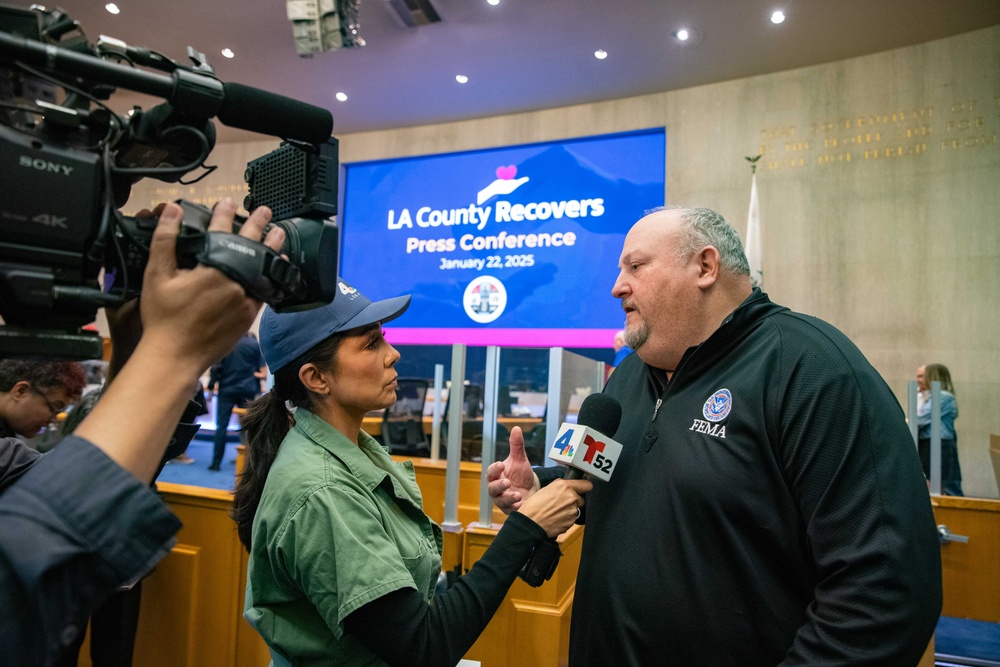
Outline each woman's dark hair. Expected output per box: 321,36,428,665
232,333,345,551
0,359,87,397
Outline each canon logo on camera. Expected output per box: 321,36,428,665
220,239,257,257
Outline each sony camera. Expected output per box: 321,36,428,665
0,4,340,359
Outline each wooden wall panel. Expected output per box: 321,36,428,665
463,525,584,667
932,495,1000,622
398,456,504,526
133,545,200,667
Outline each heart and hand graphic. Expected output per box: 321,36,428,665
476,165,530,205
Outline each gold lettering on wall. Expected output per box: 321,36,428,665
756,97,998,171
125,182,250,215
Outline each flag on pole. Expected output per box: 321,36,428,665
745,159,763,289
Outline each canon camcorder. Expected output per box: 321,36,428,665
0,4,341,359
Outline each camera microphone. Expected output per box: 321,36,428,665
217,82,332,146
0,32,333,145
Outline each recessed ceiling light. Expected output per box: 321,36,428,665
487,0,500,5
456,74,469,84
221,48,235,58
771,10,785,24
105,3,120,14
335,92,348,102
671,28,702,45
594,49,608,60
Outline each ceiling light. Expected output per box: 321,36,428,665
594,49,607,60
487,0,500,5
105,3,120,14
670,28,702,45
335,92,348,101
771,10,785,24
221,48,235,58
455,74,468,84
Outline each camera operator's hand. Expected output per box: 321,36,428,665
76,197,283,483
141,197,281,371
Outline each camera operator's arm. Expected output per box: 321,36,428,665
76,198,282,483
99,206,207,475
0,199,283,665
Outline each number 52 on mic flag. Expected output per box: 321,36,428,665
548,424,624,481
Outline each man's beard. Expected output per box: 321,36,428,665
624,322,649,350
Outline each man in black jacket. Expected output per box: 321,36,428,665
488,206,941,665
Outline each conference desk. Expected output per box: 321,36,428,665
361,414,542,438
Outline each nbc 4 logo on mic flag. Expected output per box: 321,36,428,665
548,424,623,482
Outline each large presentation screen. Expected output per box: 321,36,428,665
340,128,665,347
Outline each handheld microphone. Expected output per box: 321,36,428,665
519,393,623,587
549,393,624,481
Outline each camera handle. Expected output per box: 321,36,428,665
193,232,302,309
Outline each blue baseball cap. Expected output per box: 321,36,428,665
258,277,410,373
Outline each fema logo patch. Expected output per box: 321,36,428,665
702,389,732,422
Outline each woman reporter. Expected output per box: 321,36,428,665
232,277,590,667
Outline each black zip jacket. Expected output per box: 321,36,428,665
569,289,941,666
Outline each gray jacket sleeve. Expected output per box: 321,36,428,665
0,436,42,495
0,437,181,666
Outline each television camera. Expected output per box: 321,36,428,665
0,4,341,359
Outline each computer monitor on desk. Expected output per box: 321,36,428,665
511,391,547,419
496,386,514,416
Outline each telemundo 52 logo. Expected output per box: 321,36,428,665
548,424,623,481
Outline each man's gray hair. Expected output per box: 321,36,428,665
646,205,750,276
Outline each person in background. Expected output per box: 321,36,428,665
0,359,86,498
0,360,86,454
0,197,284,666
489,206,941,665
233,277,591,667
207,331,266,471
611,329,633,368
916,363,963,496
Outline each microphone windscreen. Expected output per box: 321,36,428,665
576,394,622,437
218,82,333,145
